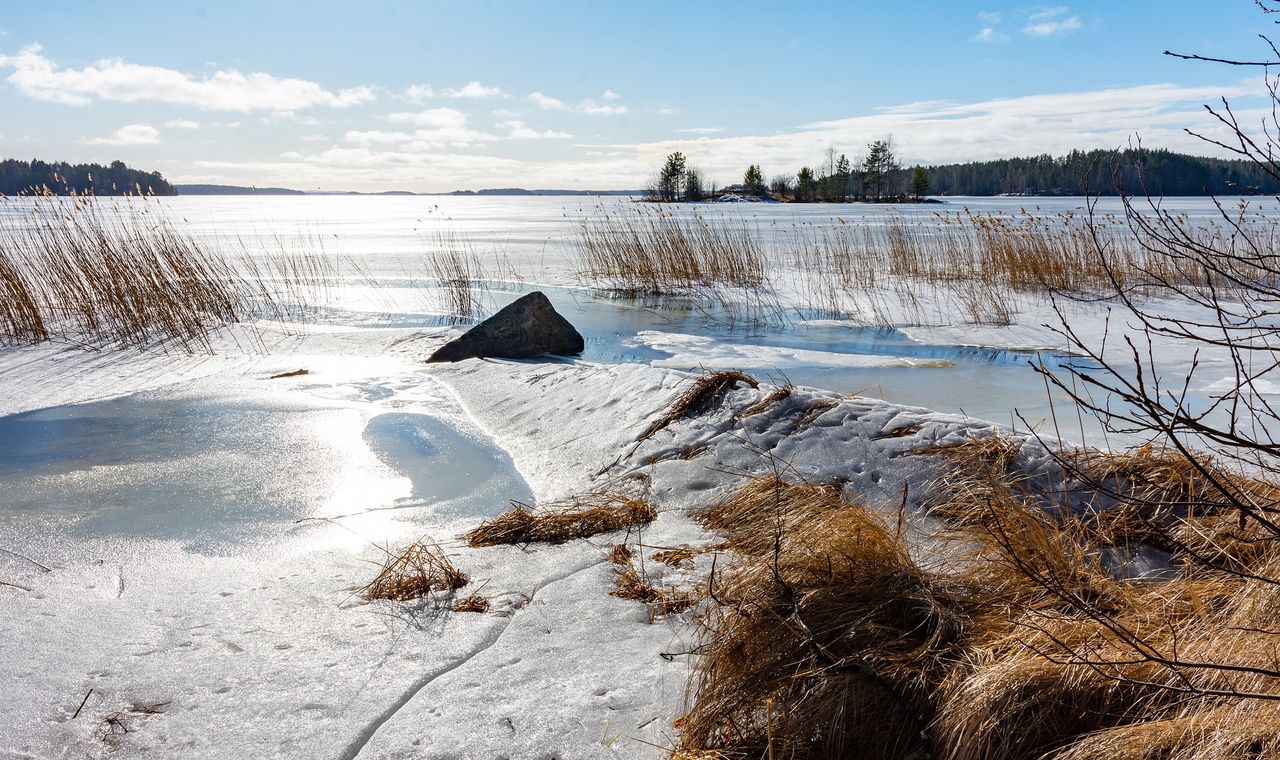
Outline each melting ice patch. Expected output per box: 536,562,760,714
631,330,955,371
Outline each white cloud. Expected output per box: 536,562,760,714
165,118,199,129
978,11,1002,23
496,120,571,140
300,134,328,143
403,84,436,103
80,123,160,146
344,127,496,149
386,107,468,128
528,91,568,110
675,127,722,134
402,81,504,102
182,80,1265,192
263,110,319,125
973,27,1009,43
445,81,503,99
0,44,375,110
577,99,626,115
657,105,681,115
1022,6,1082,37
527,90,627,115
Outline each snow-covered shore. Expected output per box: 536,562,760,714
0,319,1042,759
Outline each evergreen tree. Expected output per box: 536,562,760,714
743,164,765,196
657,152,687,202
683,167,705,201
909,166,929,200
795,167,817,202
861,140,899,201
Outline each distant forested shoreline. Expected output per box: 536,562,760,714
644,146,1280,203
0,159,176,196
6,148,1280,200
921,149,1280,196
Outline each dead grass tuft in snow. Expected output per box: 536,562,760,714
652,545,699,566
736,383,794,420
465,493,656,547
635,370,759,446
449,592,490,614
676,459,1280,759
363,541,469,602
611,553,698,619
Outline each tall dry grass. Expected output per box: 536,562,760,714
576,205,1256,327
577,206,767,296
0,195,336,351
426,231,485,321
675,442,1280,759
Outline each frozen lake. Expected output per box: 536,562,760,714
0,194,1246,540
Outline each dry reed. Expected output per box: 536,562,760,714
465,493,656,547
611,551,698,618
0,195,335,350
577,207,767,295
636,370,759,446
362,541,469,602
449,592,490,613
427,231,485,320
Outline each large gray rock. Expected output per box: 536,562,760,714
426,291,585,363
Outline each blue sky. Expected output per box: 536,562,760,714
0,1,1273,190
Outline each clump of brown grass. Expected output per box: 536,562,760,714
736,383,794,420
465,493,656,548
917,435,1027,527
449,592,490,613
652,545,698,566
611,553,697,619
677,458,1280,760
636,370,759,446
681,477,976,759
362,541,469,602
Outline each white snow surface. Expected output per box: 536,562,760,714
632,330,954,371
0,322,1026,759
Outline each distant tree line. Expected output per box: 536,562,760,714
642,145,1280,203
0,158,176,196
920,148,1280,196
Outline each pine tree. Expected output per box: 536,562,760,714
743,164,765,196
657,152,687,202
909,166,929,200
795,167,817,202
